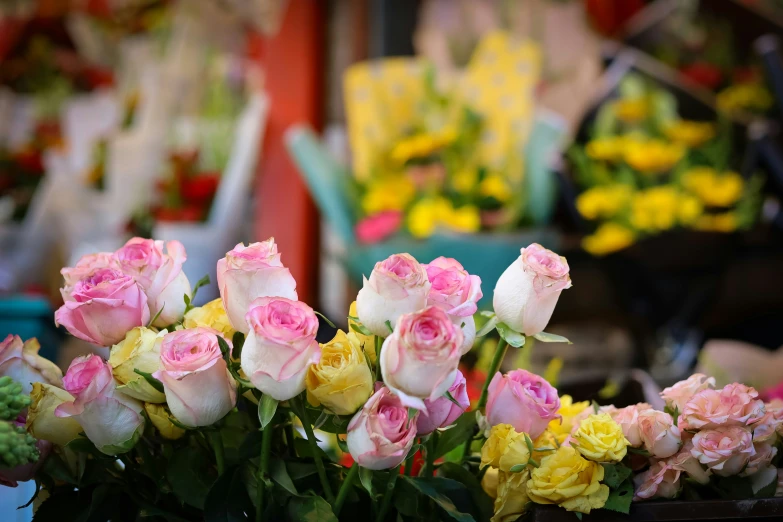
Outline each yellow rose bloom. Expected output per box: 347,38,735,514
361,176,416,215
717,83,773,114
576,185,632,221
482,424,531,471
144,403,186,440
492,470,531,522
582,223,635,256
306,330,373,415
25,382,82,447
664,120,715,148
527,446,610,514
348,301,376,366
623,139,684,174
531,430,559,462
445,205,481,234
585,136,627,162
694,212,739,233
109,327,166,403
479,174,512,203
483,467,500,499
571,413,629,462
548,395,590,444
614,98,649,123
183,298,236,338
682,167,744,207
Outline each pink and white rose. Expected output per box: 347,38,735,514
416,369,469,435
424,257,482,354
217,239,298,333
669,441,711,484
638,409,681,459
55,355,144,455
633,460,681,500
492,244,572,336
680,383,765,431
486,369,560,439
153,328,237,427
690,425,756,476
356,253,431,337
742,442,778,477
241,297,321,401
114,238,191,327
606,404,651,447
0,335,62,395
750,400,783,443
346,385,418,470
660,373,715,414
55,268,150,347
60,252,115,301
380,306,462,410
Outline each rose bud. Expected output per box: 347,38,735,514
108,327,166,402
492,244,571,336
690,425,756,477
356,253,431,337
660,373,715,414
486,369,560,439
241,297,321,401
637,409,682,459
55,355,145,455
217,239,298,333
55,268,150,347
0,335,62,394
346,385,418,470
416,369,470,435
25,382,82,447
380,306,463,410
153,328,237,427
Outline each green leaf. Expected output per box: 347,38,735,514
436,462,494,522
628,447,651,457
258,395,279,430
169,416,193,430
603,479,633,514
217,335,231,360
664,405,680,426
270,459,298,495
314,311,336,328
532,332,571,344
475,315,499,337
496,322,525,348
408,407,418,421
167,446,215,509
479,311,496,318
385,320,394,333
231,332,245,360
434,412,476,459
304,405,351,434
286,495,338,522
401,477,476,522
191,274,211,301
575,513,583,520
509,464,526,473
148,304,164,327
358,466,375,497
349,322,372,336
523,433,535,454
444,391,463,408
205,467,253,522
601,463,632,489
132,368,164,393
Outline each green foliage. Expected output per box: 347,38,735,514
0,376,31,421
401,476,476,521
167,446,216,509
434,412,476,459
287,495,337,522
496,322,525,348
602,479,634,514
258,395,278,430
601,463,633,489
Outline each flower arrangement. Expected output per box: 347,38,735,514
569,74,763,256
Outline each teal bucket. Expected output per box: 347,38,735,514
0,296,60,361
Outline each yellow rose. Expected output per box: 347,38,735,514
481,424,531,472
306,330,373,415
492,470,531,522
531,430,559,462
548,395,590,444
144,403,186,440
25,382,82,447
348,301,376,366
109,327,166,403
482,467,500,499
582,223,635,257
183,298,236,338
527,446,610,514
572,413,629,462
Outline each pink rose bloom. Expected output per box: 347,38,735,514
0,335,62,394
55,268,150,347
0,414,51,488
355,211,403,244
486,369,560,439
380,306,463,410
114,238,191,327
660,373,716,414
633,460,681,501
356,253,431,337
153,328,237,427
750,400,783,443
638,409,681,459
606,404,651,447
680,383,765,431
669,441,711,484
416,369,469,435
55,355,144,455
346,385,418,470
60,252,115,301
743,442,778,477
493,244,572,336
241,297,321,401
690,425,755,476
217,239,298,333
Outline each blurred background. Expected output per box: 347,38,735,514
3,0,783,484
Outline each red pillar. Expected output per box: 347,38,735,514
253,0,324,305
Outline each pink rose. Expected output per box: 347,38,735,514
750,400,783,443
346,385,418,470
55,268,150,347
606,404,651,447
0,335,62,394
680,383,765,430
633,460,681,500
380,306,462,410
217,239,298,333
637,409,681,459
416,369,470,435
669,441,711,484
356,211,403,244
660,373,715,414
492,244,572,336
153,328,237,427
114,238,191,327
55,355,144,454
743,442,778,477
241,297,321,401
486,369,560,439
690,426,755,476
356,253,431,337
60,252,115,301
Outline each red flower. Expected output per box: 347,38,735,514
680,62,723,90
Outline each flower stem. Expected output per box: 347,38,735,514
375,465,401,522
297,396,335,503
333,462,359,516
208,431,226,475
374,335,383,377
256,424,273,522
478,337,508,410
424,432,437,477
404,451,414,476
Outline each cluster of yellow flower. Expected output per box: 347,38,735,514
717,83,774,115
407,197,481,238
389,127,458,166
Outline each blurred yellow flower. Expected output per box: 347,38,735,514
452,167,479,194
446,205,482,233
361,176,416,215
630,187,680,231
694,212,739,233
390,129,458,165
614,98,649,123
682,167,744,207
548,395,590,444
576,185,632,220
664,120,716,148
407,197,451,238
479,174,512,203
582,223,635,256
678,194,704,225
717,83,773,114
623,139,684,173
585,136,627,162
527,446,609,514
